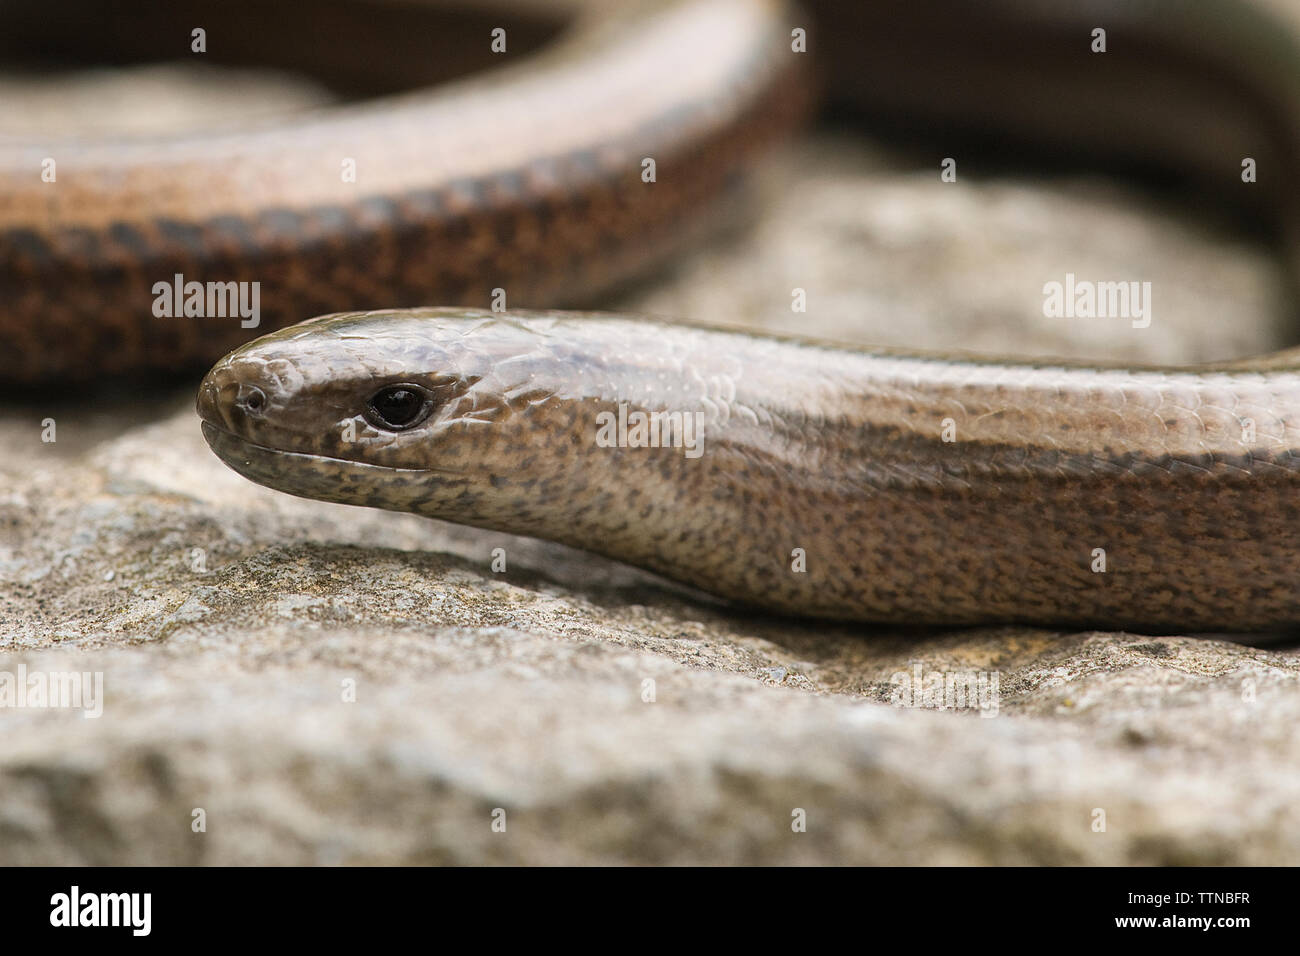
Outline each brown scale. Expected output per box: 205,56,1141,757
197,309,1300,630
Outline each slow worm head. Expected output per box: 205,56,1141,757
199,309,1300,631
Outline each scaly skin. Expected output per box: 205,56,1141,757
199,309,1300,630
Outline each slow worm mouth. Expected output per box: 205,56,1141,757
199,421,452,478
199,420,338,472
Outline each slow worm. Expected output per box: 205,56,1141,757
12,1,1300,628
198,307,1300,630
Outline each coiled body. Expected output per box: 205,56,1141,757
7,0,1300,383
0,0,805,381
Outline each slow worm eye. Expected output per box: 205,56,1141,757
365,384,432,431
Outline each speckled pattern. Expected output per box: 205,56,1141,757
198,309,1300,630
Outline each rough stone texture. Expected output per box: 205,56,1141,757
2,76,1298,863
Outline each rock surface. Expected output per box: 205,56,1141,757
2,95,1297,862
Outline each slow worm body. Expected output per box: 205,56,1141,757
11,1,1300,628
0,0,805,381
195,309,1300,630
